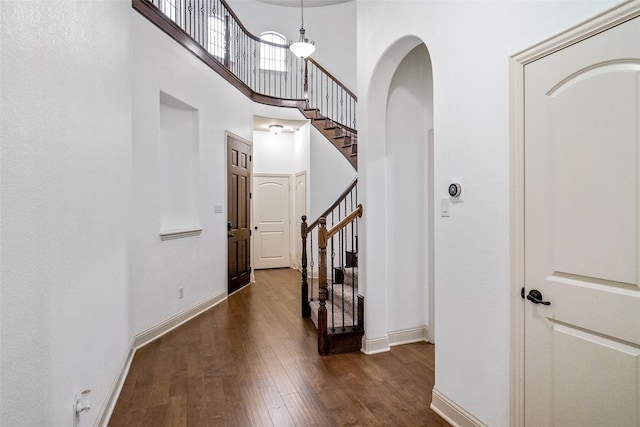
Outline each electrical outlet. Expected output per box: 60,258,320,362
179,287,184,299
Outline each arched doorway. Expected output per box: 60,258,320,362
385,44,434,344
361,37,435,352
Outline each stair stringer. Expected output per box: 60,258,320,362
299,107,357,170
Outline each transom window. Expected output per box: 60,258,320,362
260,32,287,72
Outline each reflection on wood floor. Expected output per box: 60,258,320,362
109,268,447,426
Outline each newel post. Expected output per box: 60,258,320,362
317,217,328,355
301,215,310,318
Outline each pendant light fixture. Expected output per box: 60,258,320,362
289,0,315,58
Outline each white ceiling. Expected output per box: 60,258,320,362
256,0,352,7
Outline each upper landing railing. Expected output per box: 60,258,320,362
133,0,357,131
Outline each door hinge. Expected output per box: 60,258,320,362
249,155,252,162
250,192,252,199
249,229,252,236
521,287,525,299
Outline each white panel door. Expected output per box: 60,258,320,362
254,175,290,269
294,171,307,270
524,16,640,426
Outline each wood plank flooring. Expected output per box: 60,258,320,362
109,268,448,426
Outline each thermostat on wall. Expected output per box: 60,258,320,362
448,183,461,197
449,177,464,203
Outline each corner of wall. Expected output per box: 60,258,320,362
431,388,489,427
361,335,390,355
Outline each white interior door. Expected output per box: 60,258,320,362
524,15,640,426
254,174,290,269
294,171,307,270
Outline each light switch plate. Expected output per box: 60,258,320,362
214,203,223,213
441,197,450,217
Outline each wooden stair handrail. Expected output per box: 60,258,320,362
307,57,358,102
327,205,363,239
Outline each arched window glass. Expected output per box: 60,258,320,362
160,0,177,22
208,14,225,59
260,32,287,72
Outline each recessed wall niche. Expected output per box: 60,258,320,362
159,92,201,238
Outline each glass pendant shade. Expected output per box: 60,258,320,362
290,39,315,58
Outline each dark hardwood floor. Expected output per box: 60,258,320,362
109,268,448,426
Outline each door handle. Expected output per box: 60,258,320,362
228,233,233,238
526,289,551,305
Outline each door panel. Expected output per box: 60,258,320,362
227,135,251,294
254,175,290,269
524,16,640,426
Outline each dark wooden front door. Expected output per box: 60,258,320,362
227,135,251,294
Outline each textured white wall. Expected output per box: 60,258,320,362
225,0,357,91
0,1,132,426
309,126,357,219
253,130,299,174
130,11,253,336
385,45,433,336
357,1,620,425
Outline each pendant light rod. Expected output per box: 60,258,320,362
290,0,315,58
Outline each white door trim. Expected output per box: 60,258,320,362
294,170,307,270
509,1,640,426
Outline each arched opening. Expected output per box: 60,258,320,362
385,44,434,344
361,36,434,353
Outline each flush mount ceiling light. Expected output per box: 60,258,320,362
269,124,284,135
289,0,315,58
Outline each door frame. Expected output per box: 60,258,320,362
294,170,307,271
226,131,254,290
508,2,640,426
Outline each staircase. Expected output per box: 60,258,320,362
309,263,364,354
301,183,363,355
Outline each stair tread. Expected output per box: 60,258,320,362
309,299,359,329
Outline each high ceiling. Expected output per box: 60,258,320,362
256,0,352,7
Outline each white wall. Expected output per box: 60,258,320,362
0,1,132,426
309,126,357,219
385,44,433,338
253,130,299,174
226,0,357,91
130,11,253,336
357,1,620,425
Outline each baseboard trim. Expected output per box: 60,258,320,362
361,335,390,355
96,339,135,427
431,388,488,427
133,291,227,349
388,326,428,346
